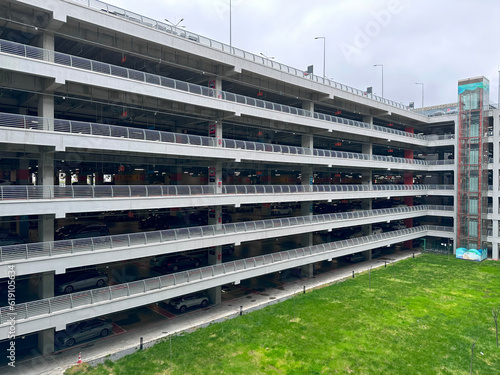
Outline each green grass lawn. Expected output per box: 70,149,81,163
66,254,500,374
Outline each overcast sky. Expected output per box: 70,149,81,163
107,0,500,108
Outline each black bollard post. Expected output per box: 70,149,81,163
303,285,306,294
352,271,355,278
240,306,243,316
384,261,387,268
140,337,143,350
413,252,415,258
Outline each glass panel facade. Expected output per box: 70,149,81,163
456,77,489,261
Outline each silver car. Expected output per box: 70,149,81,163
56,270,108,294
55,318,113,347
169,293,209,313
270,205,292,215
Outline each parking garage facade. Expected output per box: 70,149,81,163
0,0,498,361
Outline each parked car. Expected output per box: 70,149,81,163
55,318,113,347
98,210,133,222
372,248,382,258
0,233,26,246
151,255,201,271
391,222,406,230
168,292,208,313
187,211,208,226
372,226,383,235
222,244,235,255
345,252,365,263
271,205,292,215
56,269,109,293
55,223,109,240
138,214,185,230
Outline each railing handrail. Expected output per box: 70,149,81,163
0,205,454,263
0,224,453,325
66,0,418,113
0,112,455,167
0,183,456,202
0,39,454,142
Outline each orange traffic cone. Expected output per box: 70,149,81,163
77,352,82,364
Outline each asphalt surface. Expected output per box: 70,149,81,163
4,250,419,375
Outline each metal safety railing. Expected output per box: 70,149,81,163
0,39,454,142
0,183,455,202
68,0,417,112
0,112,455,166
0,224,453,325
0,205,454,263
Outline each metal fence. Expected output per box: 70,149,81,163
0,224,452,325
0,183,455,201
0,38,454,142
0,205,454,263
0,113,455,167
67,0,415,111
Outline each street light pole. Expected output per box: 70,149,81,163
315,36,326,78
164,18,185,35
229,0,232,50
415,82,424,108
374,64,384,98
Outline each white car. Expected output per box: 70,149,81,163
271,206,292,215
372,226,383,235
169,293,209,313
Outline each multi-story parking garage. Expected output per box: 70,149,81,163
0,0,497,359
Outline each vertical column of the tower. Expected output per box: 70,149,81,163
37,31,56,356
456,77,489,261
301,100,314,278
403,128,414,249
207,77,223,304
301,133,314,278
361,140,373,260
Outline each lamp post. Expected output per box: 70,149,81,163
415,82,424,108
164,18,185,35
260,52,275,66
373,64,384,98
229,0,232,50
315,36,326,78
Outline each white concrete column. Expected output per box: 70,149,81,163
38,94,54,132
17,159,31,238
37,271,54,298
363,115,373,126
362,143,372,187
39,31,54,62
302,133,314,156
300,145,314,277
39,152,54,187
38,32,55,131
37,270,55,354
206,244,222,304
302,100,314,113
207,159,223,304
361,141,373,259
36,30,57,358
38,328,54,355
